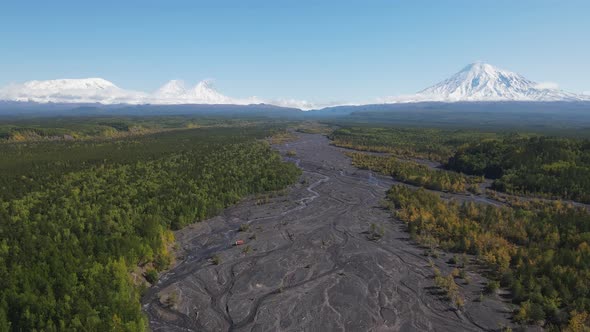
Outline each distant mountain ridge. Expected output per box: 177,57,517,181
0,78,148,104
0,62,588,110
0,100,304,118
0,78,260,106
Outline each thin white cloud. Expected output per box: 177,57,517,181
534,81,560,90
267,98,348,111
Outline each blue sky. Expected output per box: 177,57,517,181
1,0,589,102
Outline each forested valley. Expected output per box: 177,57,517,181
331,126,590,204
2,118,590,330
330,125,590,329
0,120,300,331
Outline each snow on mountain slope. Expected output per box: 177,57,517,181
384,62,589,103
179,80,251,104
153,80,187,99
1,63,587,109
152,79,256,104
0,78,148,104
0,78,267,106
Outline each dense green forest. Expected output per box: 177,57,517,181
447,136,590,203
330,126,590,204
0,115,277,141
0,123,300,331
386,185,590,328
347,152,480,193
329,127,503,162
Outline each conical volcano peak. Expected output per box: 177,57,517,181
461,61,496,72
193,80,218,94
381,62,588,103
155,80,187,98
411,62,585,102
452,62,519,81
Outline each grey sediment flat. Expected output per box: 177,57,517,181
142,133,514,331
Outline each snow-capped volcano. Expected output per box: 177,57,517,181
185,80,233,104
0,78,148,104
0,78,268,106
1,63,587,109
152,80,261,105
384,62,589,103
154,80,187,99
24,78,117,91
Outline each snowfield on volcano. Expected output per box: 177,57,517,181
382,62,589,103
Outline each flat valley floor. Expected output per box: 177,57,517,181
142,133,514,331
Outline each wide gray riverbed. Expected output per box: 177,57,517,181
142,133,514,331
